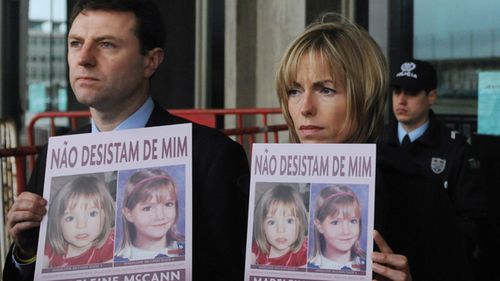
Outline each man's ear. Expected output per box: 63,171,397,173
143,47,165,78
122,208,134,223
427,89,437,106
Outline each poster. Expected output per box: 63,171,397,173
34,124,192,281
477,71,500,136
244,144,376,281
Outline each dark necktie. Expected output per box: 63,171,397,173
401,134,411,148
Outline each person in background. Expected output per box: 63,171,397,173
275,14,473,281
4,1,249,280
379,59,486,265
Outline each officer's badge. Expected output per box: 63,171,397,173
431,157,446,174
468,158,480,169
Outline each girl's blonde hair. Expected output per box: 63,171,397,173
276,14,388,143
253,184,308,255
118,168,180,252
312,185,365,260
47,175,115,255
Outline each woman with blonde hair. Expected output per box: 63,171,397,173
275,14,472,281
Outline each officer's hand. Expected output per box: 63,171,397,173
6,192,46,258
372,230,412,281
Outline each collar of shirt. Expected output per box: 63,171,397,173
91,97,154,133
398,121,429,144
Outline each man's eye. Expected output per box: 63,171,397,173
393,88,403,95
100,42,115,49
69,41,82,48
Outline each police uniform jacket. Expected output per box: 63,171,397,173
380,110,486,256
375,144,473,281
3,101,250,281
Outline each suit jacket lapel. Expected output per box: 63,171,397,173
145,100,188,127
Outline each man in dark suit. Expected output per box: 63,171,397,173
4,1,249,280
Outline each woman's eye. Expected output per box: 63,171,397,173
266,220,275,226
286,218,295,224
142,206,152,212
165,202,175,207
64,215,74,222
287,89,300,97
350,219,359,224
89,210,99,217
330,220,339,225
320,87,336,95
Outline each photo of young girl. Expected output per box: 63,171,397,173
114,167,185,262
308,184,367,272
252,183,309,267
44,173,116,268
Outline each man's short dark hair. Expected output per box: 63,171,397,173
69,0,165,54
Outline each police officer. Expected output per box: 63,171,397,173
379,59,486,263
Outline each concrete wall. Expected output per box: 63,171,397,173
369,0,389,58
0,1,3,118
225,0,305,110
225,0,257,109
255,0,305,108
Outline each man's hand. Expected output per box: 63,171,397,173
372,230,412,281
6,192,46,258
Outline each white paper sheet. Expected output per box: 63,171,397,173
34,124,192,281
245,143,376,281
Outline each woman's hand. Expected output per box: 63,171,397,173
371,230,412,281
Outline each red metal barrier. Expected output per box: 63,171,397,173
27,108,286,146
0,146,40,193
27,111,91,148
2,108,289,194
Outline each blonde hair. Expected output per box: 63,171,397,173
117,168,180,253
311,185,365,260
47,175,115,255
276,14,388,143
253,184,308,255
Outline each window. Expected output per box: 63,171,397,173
27,0,67,113
414,0,500,116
